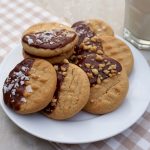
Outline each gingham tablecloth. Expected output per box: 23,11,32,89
0,0,150,150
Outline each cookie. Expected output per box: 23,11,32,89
42,60,90,120
22,22,78,57
3,58,57,114
70,35,133,75
86,19,114,36
76,54,129,114
22,49,74,64
71,19,114,45
99,36,134,74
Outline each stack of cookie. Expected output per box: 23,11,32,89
3,19,133,120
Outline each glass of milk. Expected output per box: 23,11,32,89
124,0,150,50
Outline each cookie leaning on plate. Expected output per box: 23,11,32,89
22,22,78,57
76,54,129,114
22,49,74,64
3,58,57,114
43,60,90,120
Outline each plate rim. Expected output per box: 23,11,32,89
0,36,150,144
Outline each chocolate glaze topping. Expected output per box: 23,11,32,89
72,21,95,45
43,62,69,114
76,55,122,86
70,36,104,64
23,29,76,49
3,58,34,111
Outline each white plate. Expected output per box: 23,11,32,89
0,36,150,144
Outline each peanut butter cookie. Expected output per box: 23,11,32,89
70,35,133,75
22,49,74,64
3,58,57,114
100,36,134,74
43,60,90,120
71,19,114,45
22,22,78,57
76,54,129,114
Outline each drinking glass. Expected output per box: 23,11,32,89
124,0,150,50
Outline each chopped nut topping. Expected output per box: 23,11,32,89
103,70,110,74
91,37,96,42
111,64,117,69
97,50,103,55
100,76,103,80
83,45,91,50
108,73,113,77
106,62,111,65
61,66,67,72
62,72,67,76
77,55,82,59
85,63,91,68
52,99,57,103
91,65,94,69
54,65,58,71
92,69,99,75
97,78,101,84
99,64,105,68
63,59,69,64
79,64,82,67
87,72,93,78
96,54,103,61
111,70,117,73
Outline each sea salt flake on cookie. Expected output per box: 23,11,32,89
20,98,27,103
28,38,34,45
26,85,33,93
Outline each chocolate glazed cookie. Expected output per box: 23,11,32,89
71,19,114,45
76,54,129,114
22,22,78,57
70,34,133,75
42,60,90,120
3,58,57,114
